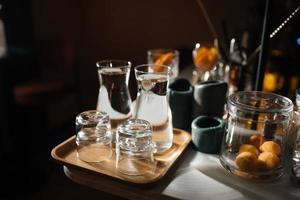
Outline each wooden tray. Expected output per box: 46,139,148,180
51,128,191,184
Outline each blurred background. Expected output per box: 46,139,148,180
0,0,299,199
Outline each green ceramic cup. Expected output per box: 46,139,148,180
191,116,224,154
168,78,193,131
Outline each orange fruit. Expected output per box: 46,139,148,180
153,52,174,72
249,134,266,149
235,152,257,171
239,144,259,156
259,141,281,156
254,159,268,172
258,152,280,170
194,47,218,71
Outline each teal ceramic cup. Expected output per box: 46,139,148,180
191,116,224,154
168,78,193,131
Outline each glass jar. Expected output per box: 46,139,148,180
220,91,293,181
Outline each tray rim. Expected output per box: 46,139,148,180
51,128,191,184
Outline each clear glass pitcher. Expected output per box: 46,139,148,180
133,64,173,154
96,60,132,129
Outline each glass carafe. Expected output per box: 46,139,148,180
96,60,132,129
133,64,173,154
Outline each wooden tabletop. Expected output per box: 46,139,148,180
62,146,300,200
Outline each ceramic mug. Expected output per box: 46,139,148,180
168,78,193,131
191,115,224,154
193,80,227,119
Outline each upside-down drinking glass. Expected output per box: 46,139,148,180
116,118,156,176
76,110,112,163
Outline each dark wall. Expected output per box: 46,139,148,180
2,0,298,125
31,0,255,108
1,0,34,47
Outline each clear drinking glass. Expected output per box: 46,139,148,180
147,49,179,79
76,110,112,163
96,60,132,129
116,118,156,176
219,91,293,181
133,64,173,153
192,41,219,84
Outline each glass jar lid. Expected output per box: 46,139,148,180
228,91,293,121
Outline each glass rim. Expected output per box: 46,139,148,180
117,118,152,136
193,42,218,54
147,48,179,56
228,91,293,114
96,59,132,69
76,110,109,125
134,64,171,75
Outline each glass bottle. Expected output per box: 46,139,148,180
96,60,132,129
133,64,173,154
291,88,300,185
262,50,285,93
227,38,247,95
